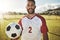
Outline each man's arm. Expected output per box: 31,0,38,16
38,15,49,40
43,32,49,40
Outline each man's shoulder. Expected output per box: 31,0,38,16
36,14,45,20
19,15,27,21
20,15,26,19
36,14,46,25
18,15,26,22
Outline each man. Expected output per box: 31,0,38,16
12,0,49,40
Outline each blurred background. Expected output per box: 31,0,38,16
0,0,60,40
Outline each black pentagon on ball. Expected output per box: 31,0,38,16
15,25,20,30
11,33,17,37
6,26,11,31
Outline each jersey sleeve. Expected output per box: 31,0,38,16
36,14,48,34
18,19,23,30
41,17,48,34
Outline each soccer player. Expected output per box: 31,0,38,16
12,0,49,40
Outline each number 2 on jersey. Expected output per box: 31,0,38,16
28,27,32,33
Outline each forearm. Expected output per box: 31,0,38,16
43,33,49,40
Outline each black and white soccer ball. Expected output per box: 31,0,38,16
5,22,22,39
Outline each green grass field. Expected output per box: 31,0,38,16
0,15,60,40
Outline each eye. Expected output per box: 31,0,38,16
6,26,11,31
15,25,20,30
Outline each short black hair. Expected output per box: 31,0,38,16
27,0,35,4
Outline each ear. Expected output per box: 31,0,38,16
35,6,36,9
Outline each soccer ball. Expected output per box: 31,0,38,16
5,22,22,39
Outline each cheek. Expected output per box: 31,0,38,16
26,7,29,10
32,6,35,9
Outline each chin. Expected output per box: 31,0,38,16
29,13,34,14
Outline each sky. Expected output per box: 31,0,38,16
0,0,60,13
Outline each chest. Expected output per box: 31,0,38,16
22,16,42,30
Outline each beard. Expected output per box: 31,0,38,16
27,8,35,14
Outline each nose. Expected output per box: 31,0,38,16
11,33,17,37
28,6,32,9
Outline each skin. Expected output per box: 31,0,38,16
26,1,36,14
12,1,49,40
26,1,36,19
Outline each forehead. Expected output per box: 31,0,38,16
27,1,35,5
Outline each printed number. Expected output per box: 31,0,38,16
28,27,32,33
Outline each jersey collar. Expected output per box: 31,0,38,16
26,13,36,20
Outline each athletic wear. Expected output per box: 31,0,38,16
18,14,48,40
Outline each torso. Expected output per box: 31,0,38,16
21,14,43,40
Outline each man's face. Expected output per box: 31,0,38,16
26,1,36,14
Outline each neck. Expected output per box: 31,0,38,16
26,13,36,19
28,13,34,14
28,13,35,15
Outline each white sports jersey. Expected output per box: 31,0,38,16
18,14,48,40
